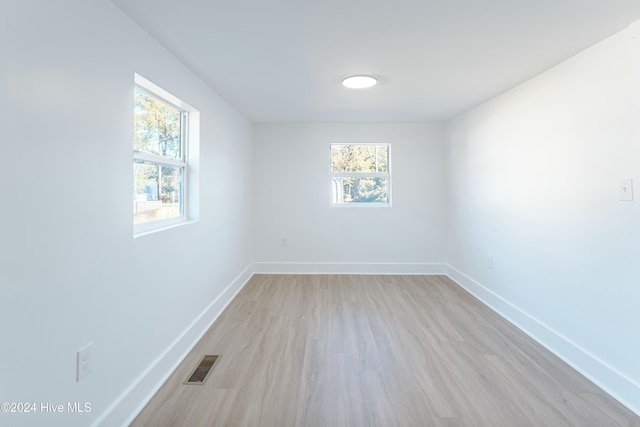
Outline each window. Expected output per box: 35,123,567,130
330,143,391,206
133,75,197,234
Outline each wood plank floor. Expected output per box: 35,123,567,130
130,275,640,426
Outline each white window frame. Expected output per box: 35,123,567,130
330,143,391,207
133,74,198,236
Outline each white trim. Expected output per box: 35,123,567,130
445,264,640,417
253,261,446,275
332,172,389,178
329,202,390,208
95,263,640,425
330,143,392,206
93,264,255,427
330,142,390,147
133,151,186,168
133,73,199,236
134,74,194,112
133,217,193,238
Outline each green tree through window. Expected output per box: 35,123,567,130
330,144,390,205
133,87,186,225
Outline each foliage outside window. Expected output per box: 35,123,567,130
133,85,187,230
330,144,390,206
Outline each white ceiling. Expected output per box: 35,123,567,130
112,0,640,122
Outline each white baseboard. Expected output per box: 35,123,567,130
94,263,255,427
445,264,640,417
253,261,446,275
95,262,639,425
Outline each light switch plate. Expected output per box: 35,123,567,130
620,178,633,201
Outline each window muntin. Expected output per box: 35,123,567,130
133,161,183,224
133,85,188,229
330,144,391,205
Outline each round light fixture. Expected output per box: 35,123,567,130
341,75,378,89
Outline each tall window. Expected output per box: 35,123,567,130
133,75,194,234
330,143,391,206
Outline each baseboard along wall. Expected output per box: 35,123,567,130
98,261,639,425
252,261,447,275
94,264,255,427
445,264,640,417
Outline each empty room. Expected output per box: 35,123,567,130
2,0,640,426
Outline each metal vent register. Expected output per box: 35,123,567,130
184,355,219,385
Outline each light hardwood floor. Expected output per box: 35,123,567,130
130,275,640,426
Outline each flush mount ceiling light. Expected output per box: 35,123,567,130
341,75,378,89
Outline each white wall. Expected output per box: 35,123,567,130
0,1,253,426
253,123,447,273
446,21,640,413
3,0,638,423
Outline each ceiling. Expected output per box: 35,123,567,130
112,0,640,123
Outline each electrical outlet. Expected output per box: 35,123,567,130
620,178,633,201
281,237,288,247
488,255,494,270
77,343,93,382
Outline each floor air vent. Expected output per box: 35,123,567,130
184,355,218,385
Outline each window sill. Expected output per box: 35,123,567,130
133,216,196,238
330,203,391,208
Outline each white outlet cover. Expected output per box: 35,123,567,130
77,343,93,382
620,178,633,201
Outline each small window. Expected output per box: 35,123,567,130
133,75,197,234
330,143,391,206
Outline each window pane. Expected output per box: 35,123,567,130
331,144,388,173
376,145,388,172
133,161,183,224
331,177,388,204
134,88,182,159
